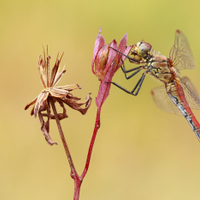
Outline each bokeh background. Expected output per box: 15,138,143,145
1,0,200,199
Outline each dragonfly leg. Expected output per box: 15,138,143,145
109,72,146,96
121,60,143,79
109,46,140,63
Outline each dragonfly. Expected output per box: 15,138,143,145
110,30,200,141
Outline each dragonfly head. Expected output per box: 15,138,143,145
131,41,152,60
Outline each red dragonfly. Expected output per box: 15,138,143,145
110,30,200,141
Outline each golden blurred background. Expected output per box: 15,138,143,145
1,0,200,199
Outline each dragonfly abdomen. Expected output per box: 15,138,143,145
168,93,200,140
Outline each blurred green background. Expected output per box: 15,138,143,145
1,0,200,199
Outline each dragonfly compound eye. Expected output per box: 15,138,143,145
138,42,152,57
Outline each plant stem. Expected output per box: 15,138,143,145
49,97,82,200
81,107,101,180
49,97,75,171
50,97,102,200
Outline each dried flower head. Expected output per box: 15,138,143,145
25,47,92,145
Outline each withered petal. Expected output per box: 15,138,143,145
50,87,70,98
49,84,81,99
46,55,51,87
52,65,66,86
62,93,92,115
24,97,37,110
65,93,81,100
42,113,68,120
50,52,64,87
55,84,81,91
45,99,68,120
38,55,47,88
34,91,49,117
38,112,57,146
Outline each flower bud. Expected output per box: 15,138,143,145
94,45,109,80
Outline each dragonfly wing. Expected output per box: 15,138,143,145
151,85,182,115
169,30,194,70
181,76,200,109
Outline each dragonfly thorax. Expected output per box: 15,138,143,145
146,55,174,84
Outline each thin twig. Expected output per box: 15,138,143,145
49,97,82,200
49,97,76,176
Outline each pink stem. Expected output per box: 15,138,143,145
73,178,82,200
81,107,101,180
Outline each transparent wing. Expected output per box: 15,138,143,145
151,85,182,115
152,77,200,115
180,76,200,109
169,30,194,70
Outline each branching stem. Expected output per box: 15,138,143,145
49,97,82,200
49,97,101,200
